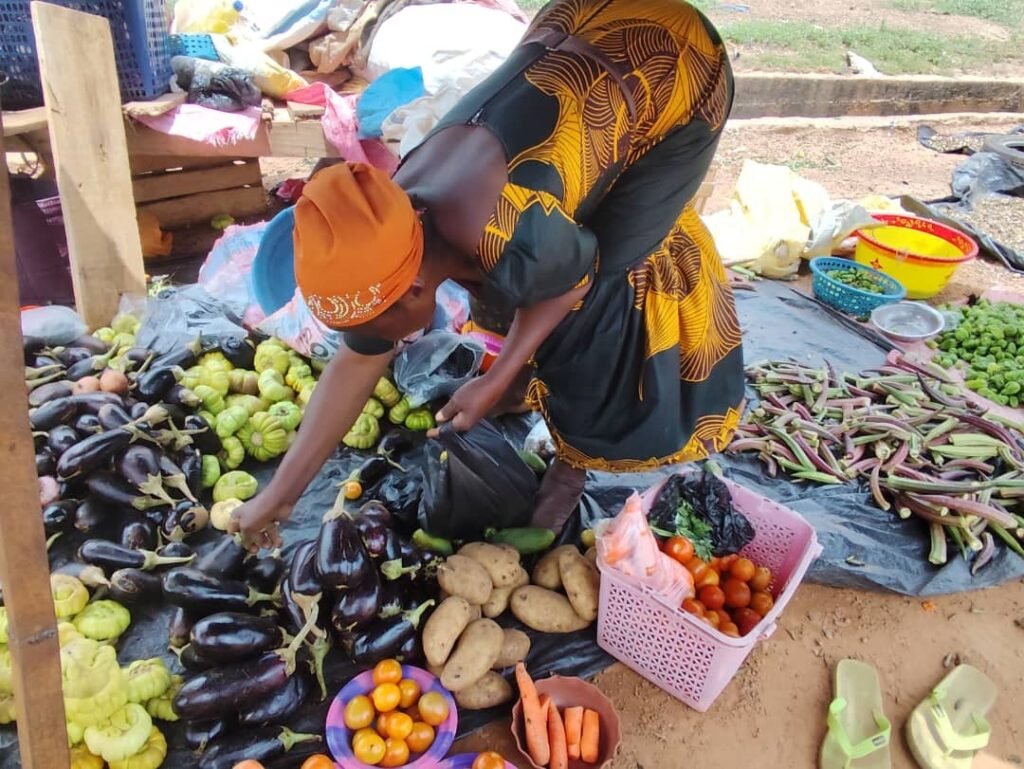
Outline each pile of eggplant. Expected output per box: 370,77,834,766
28,332,216,545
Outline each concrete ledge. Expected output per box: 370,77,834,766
733,73,1024,119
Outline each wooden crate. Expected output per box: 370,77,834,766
131,155,267,228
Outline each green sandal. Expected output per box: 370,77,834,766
821,659,892,769
906,665,997,769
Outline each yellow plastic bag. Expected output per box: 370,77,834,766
137,211,173,259
213,35,307,97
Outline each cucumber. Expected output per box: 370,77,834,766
484,527,556,555
412,528,454,556
517,450,548,475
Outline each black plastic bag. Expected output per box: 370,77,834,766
418,421,539,540
648,469,755,557
367,471,424,530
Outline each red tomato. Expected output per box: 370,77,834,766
749,591,775,617
664,536,695,565
733,607,761,636
723,578,752,609
718,554,739,572
749,566,773,593
713,609,732,627
730,557,757,583
699,585,726,611
695,568,720,590
703,610,720,629
681,598,705,617
720,622,740,638
685,557,708,577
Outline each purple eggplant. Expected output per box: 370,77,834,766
185,718,232,753
244,552,285,594
154,338,202,370
168,607,194,650
36,449,56,477
57,427,133,479
73,413,102,435
162,500,210,542
135,366,182,404
175,647,302,721
121,520,158,551
195,536,247,578
31,354,60,369
116,444,162,487
122,346,153,367
29,380,73,408
315,510,371,590
43,500,78,537
130,401,150,420
73,498,114,536
198,727,321,769
377,579,404,620
72,335,109,354
47,426,80,456
330,569,383,632
164,384,200,410
220,337,256,370
179,449,202,497
86,471,169,511
237,672,312,728
278,577,305,636
343,600,433,665
58,347,93,367
29,398,77,431
190,612,284,663
78,540,195,572
350,455,390,489
179,643,217,672
109,568,163,604
160,541,194,559
163,568,279,614
358,499,393,527
288,541,321,596
68,392,125,413
97,403,133,431
184,414,222,455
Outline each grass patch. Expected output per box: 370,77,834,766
889,0,1023,25
716,18,1005,74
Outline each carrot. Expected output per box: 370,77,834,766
547,701,569,769
564,706,584,760
515,662,550,767
581,708,600,764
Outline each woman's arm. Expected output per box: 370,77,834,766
433,281,590,433
230,342,393,550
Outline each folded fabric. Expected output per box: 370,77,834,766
133,103,263,147
357,67,425,138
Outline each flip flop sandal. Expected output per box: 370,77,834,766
906,665,997,769
821,659,892,769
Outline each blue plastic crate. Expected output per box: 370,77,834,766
0,0,172,110
169,33,219,61
809,257,906,319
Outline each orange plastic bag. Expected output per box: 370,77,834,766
597,491,694,604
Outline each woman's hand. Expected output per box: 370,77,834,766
431,372,506,436
228,491,294,553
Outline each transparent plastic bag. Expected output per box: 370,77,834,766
21,305,86,345
393,331,483,408
597,491,695,606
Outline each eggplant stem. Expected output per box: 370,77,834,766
306,633,332,701
278,728,322,752
138,474,178,506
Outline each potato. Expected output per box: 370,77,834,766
584,546,598,565
510,586,591,633
454,671,514,710
440,618,504,692
437,555,493,605
531,545,579,590
422,596,476,668
482,567,528,618
492,628,531,669
558,548,601,622
458,542,522,587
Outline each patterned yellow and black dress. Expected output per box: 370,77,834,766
441,0,745,471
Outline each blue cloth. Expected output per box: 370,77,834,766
357,67,425,139
251,206,297,315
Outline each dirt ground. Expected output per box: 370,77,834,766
451,113,1024,768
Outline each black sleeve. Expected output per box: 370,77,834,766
342,332,394,356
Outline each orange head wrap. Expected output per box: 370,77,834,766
294,162,423,329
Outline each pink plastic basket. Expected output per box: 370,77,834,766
596,476,822,712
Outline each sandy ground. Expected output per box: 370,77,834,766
452,113,1024,768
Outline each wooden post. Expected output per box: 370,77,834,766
0,115,69,767
31,1,146,329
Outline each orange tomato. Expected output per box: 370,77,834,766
718,554,739,572
698,585,725,611
398,678,421,709
723,578,751,609
342,479,363,501
417,692,450,727
703,610,720,629
695,568,719,590
372,683,402,713
373,659,403,686
733,607,761,636
231,762,265,769
749,566,773,593
720,622,740,638
681,598,705,617
406,721,435,753
404,704,421,722
353,728,378,748
473,751,508,769
730,557,756,583
685,557,708,577
663,536,694,565
380,738,411,768
713,609,732,627
301,756,337,769
386,712,414,741
354,732,387,765
344,695,376,731
749,591,774,617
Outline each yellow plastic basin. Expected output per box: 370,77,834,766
854,214,977,299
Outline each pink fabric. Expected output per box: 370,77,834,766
134,104,263,147
287,82,398,175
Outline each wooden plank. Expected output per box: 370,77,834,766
287,100,326,119
0,109,69,769
32,2,145,329
130,154,249,174
122,92,186,119
139,185,267,228
268,117,338,159
133,160,262,204
124,118,273,158
1,107,47,137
